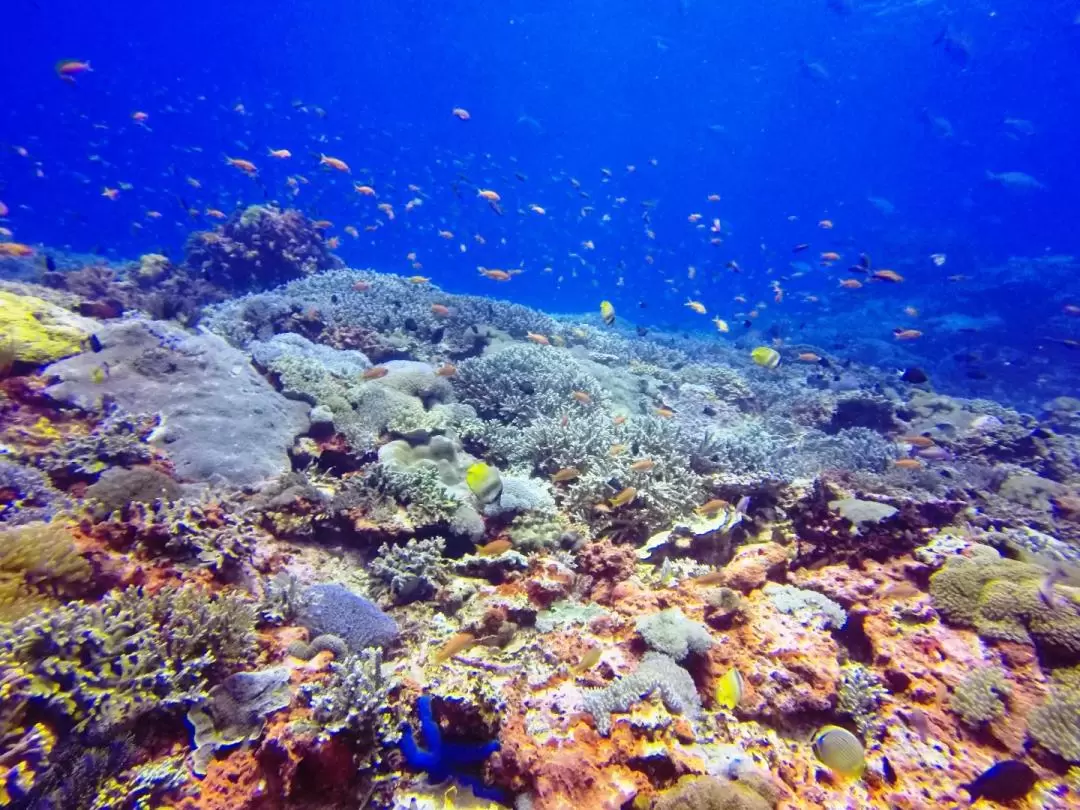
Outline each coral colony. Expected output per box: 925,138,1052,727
1,205,1080,810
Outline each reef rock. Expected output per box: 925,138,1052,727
44,318,309,486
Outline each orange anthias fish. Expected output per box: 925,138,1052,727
479,267,512,281
226,156,257,174
629,458,655,472
452,107,471,120
571,391,592,405
527,332,550,345
431,304,451,317
798,353,822,363
894,458,924,470
476,538,512,557
56,59,92,81
320,154,350,172
818,219,834,229
872,269,904,282
0,200,8,217
407,275,430,284
354,184,376,196
551,467,581,483
362,366,389,380
435,363,457,377
477,189,501,202
820,251,841,263
0,242,34,257
900,435,935,448
893,328,923,341
654,407,675,419
432,632,476,664
268,148,292,159
839,279,863,289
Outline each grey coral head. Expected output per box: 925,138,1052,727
298,583,399,651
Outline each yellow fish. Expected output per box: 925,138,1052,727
465,462,503,504
750,346,781,369
600,300,616,326
715,668,744,710
812,725,866,779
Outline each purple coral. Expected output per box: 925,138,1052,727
183,204,343,292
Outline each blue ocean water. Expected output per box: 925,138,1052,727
2,0,1079,409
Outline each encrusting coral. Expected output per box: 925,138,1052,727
930,546,1080,661
0,520,93,621
1028,666,1080,762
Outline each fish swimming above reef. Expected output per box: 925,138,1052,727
466,462,503,504
986,170,1045,191
751,347,780,369
600,300,616,325
812,726,865,779
961,760,1038,804
714,668,745,710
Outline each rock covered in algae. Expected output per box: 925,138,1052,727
0,290,92,364
45,318,309,486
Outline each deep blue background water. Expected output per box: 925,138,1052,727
2,0,1079,408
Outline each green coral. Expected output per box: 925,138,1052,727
930,549,1080,661
949,665,1011,728
1029,666,1080,762
837,663,889,739
0,585,257,735
0,291,88,365
0,521,93,622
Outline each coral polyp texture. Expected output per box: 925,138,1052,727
0,262,1077,810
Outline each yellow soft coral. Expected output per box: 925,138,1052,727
0,291,89,365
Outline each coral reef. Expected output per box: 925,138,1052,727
0,585,257,735
369,536,449,604
1029,666,1080,762
4,254,1080,809
184,204,343,291
0,520,93,621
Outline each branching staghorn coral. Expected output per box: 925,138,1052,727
452,344,606,425
302,648,394,739
369,536,449,604
0,585,257,736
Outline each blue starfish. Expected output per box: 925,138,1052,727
400,694,509,804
